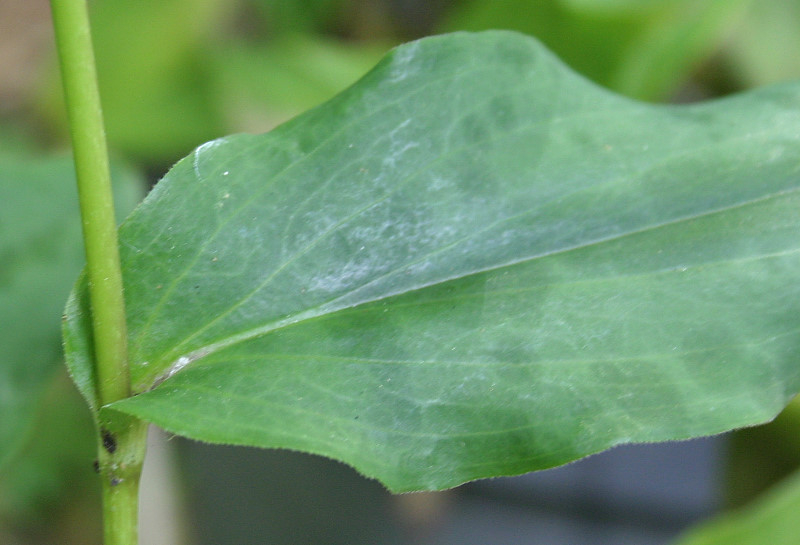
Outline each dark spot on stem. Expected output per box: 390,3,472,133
110,478,121,487
101,429,117,454
92,459,100,473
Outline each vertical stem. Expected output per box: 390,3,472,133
102,475,141,545
99,415,149,545
50,0,129,407
50,1,146,544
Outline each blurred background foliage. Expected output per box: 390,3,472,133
20,0,800,167
1,0,799,543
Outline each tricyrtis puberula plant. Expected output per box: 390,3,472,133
38,0,800,543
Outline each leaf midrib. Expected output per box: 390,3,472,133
143,102,785,380
147,185,800,389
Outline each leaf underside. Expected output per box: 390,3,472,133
64,31,800,491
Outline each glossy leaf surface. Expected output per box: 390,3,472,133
65,31,800,491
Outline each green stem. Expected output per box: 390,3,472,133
50,0,129,407
50,1,146,544
99,415,149,545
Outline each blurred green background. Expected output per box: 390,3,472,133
2,1,799,543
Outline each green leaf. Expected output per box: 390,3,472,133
65,31,800,491
0,149,142,469
674,465,800,545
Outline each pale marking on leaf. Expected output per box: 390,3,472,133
149,188,800,387
192,138,228,179
133,60,536,351
389,41,421,83
151,347,213,389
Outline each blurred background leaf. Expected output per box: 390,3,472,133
33,0,392,166
724,398,800,510
8,0,800,172
674,443,800,545
439,0,752,101
0,372,101,545
723,0,800,88
249,0,347,34
207,34,387,133
0,140,143,543
0,144,141,468
0,149,84,470
36,0,234,164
